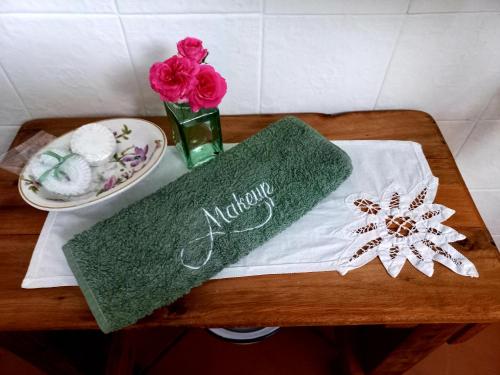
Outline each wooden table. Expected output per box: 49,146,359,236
1,111,499,374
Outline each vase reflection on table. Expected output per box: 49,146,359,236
149,36,227,169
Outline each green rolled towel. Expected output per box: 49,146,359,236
63,116,352,333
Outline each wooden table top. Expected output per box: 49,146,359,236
0,110,499,331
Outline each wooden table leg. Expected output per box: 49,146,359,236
137,328,187,374
106,331,136,375
336,327,366,375
105,327,188,375
367,324,464,375
446,323,490,345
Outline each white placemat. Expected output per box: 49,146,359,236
22,140,477,289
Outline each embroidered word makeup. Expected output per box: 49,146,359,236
180,182,275,270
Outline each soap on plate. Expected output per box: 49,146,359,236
29,148,92,196
70,123,117,166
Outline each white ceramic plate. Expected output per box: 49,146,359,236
19,118,167,211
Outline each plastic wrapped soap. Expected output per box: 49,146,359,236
70,124,116,166
29,149,92,196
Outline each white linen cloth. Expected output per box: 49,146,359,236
22,140,477,289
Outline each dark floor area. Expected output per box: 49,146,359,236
1,324,499,374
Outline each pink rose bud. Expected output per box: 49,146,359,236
149,55,199,102
177,37,208,63
188,65,227,112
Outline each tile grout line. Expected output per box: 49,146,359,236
405,0,412,14
112,0,119,14
407,10,500,15
113,0,147,116
257,2,266,114
261,12,408,16
0,11,262,17
248,12,500,17
372,14,407,109
0,61,32,119
1,11,499,17
455,92,496,158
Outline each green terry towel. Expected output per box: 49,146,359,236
63,116,353,333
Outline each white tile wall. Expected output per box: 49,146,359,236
0,66,30,125
261,15,403,114
376,13,500,120
0,0,116,13
471,190,500,235
0,1,500,242
116,0,262,14
121,15,261,115
456,120,500,189
493,236,500,249
265,0,409,14
0,125,20,155
436,121,474,156
0,15,141,118
408,0,500,13
481,90,500,120
456,119,500,239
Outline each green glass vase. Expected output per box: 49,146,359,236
164,102,224,169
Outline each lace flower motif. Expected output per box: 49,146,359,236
334,177,478,278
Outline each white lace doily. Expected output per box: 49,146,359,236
334,177,478,278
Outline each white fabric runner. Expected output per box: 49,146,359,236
22,140,477,289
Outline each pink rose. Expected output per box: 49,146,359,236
177,37,208,63
149,55,199,102
188,65,227,112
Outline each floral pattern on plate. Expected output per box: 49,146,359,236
97,137,162,196
18,118,167,211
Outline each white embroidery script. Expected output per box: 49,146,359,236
180,182,275,270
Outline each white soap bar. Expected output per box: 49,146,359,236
70,123,116,166
30,149,92,196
